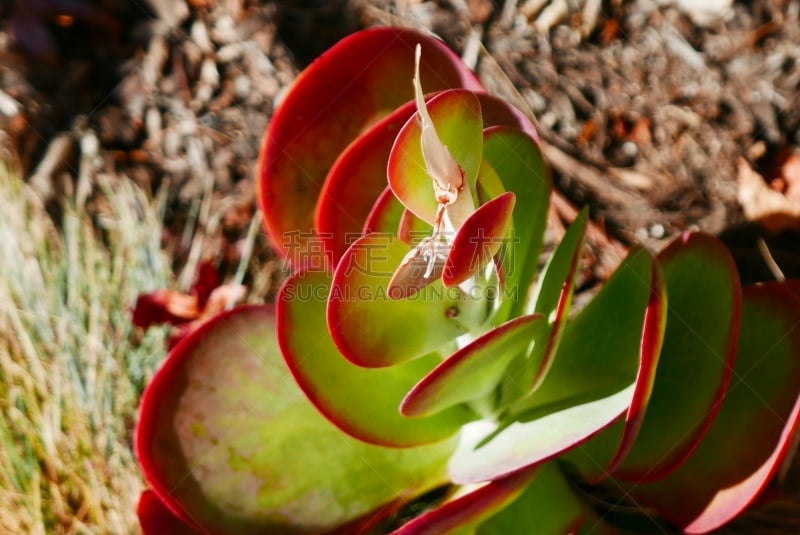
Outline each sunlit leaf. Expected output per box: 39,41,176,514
391,468,538,535
328,233,485,367
627,284,800,534
442,191,516,287
388,90,483,226
448,386,634,484
136,305,456,533
316,102,417,263
497,208,587,407
279,271,475,446
401,314,546,418
612,232,741,481
259,27,481,265
450,249,660,484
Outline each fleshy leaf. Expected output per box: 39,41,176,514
364,186,407,235
442,191,516,287
449,248,660,483
527,206,589,387
316,101,417,263
612,232,741,481
529,207,588,318
388,89,483,226
448,386,634,484
258,27,481,264
564,261,667,481
401,314,547,418
321,90,538,261
328,233,483,367
138,490,200,535
136,305,457,533
391,468,539,535
475,158,506,205
355,93,536,251
475,463,587,535
397,208,431,245
482,126,551,320
279,271,475,446
629,284,800,533
498,208,588,407
477,94,539,142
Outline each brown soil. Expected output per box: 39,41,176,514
3,1,799,293
3,1,800,286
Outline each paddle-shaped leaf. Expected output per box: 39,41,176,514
475,463,588,535
397,208,432,245
316,101,417,263
391,468,539,535
449,248,662,484
401,314,547,418
328,233,484,368
138,490,199,535
612,232,741,481
259,27,481,265
388,89,483,226
497,208,588,407
364,186,407,235
449,386,635,485
629,284,800,533
564,261,667,481
529,207,588,319
442,191,516,287
482,126,551,321
136,305,457,533
279,271,475,446
350,94,537,253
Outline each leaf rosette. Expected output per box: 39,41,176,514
135,26,800,535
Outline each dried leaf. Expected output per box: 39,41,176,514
737,157,800,232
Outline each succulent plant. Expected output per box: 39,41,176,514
134,26,800,534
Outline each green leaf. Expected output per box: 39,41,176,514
475,464,586,535
443,191,516,287
449,248,661,484
498,208,588,407
519,247,658,410
136,305,456,533
328,233,484,367
562,259,667,481
363,186,407,235
482,126,551,321
391,468,539,535
259,27,481,265
279,271,474,446
612,232,741,481
448,386,635,484
627,284,800,533
401,314,547,418
316,102,417,263
398,208,432,245
529,207,588,318
388,90,483,225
